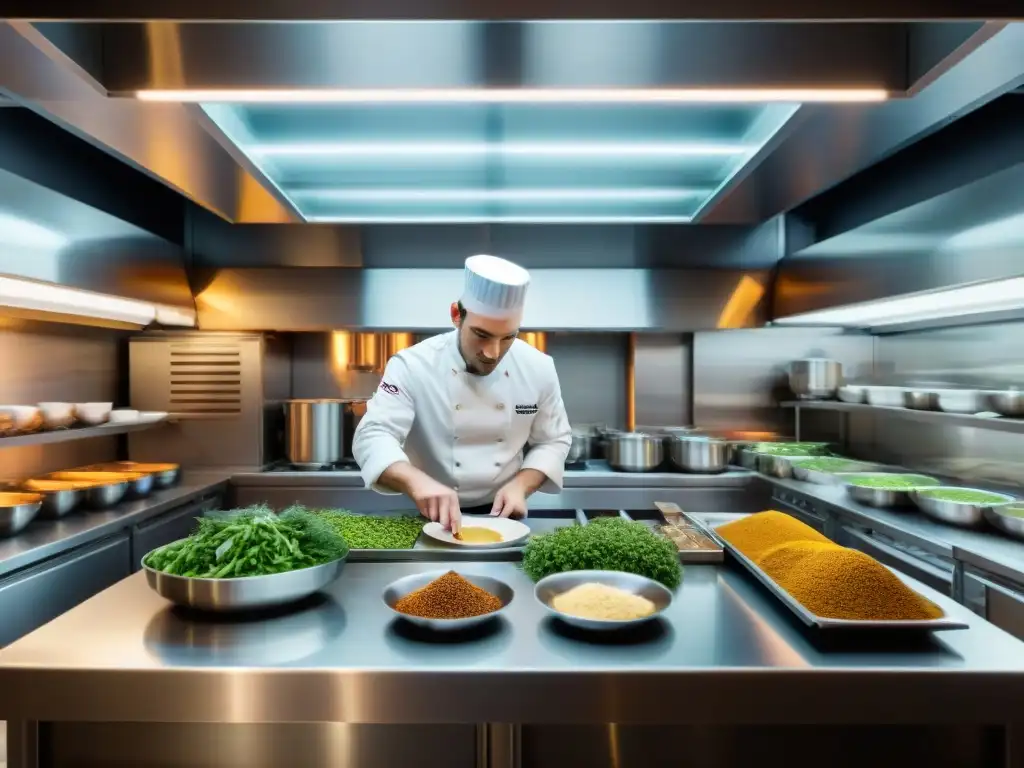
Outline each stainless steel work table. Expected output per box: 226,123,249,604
2,561,1024,727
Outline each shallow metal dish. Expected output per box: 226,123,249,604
756,453,818,479
984,505,1024,541
21,479,83,519
706,520,968,633
0,492,42,537
842,473,939,508
911,487,1016,529
535,570,673,631
143,541,347,612
791,460,887,485
382,569,513,631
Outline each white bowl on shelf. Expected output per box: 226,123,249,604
75,402,113,425
934,389,986,414
37,402,76,429
108,409,141,424
0,405,43,434
837,385,868,404
865,386,906,408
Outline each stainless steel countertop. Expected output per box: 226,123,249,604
229,460,755,488
0,472,231,578
764,476,1024,585
2,561,1023,725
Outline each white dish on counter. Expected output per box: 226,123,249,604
865,386,906,408
422,517,530,549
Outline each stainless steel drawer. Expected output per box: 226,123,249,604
964,573,1024,642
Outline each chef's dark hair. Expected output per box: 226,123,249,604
457,300,467,321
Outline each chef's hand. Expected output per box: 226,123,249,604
491,479,528,519
409,476,462,533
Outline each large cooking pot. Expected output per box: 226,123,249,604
605,432,664,473
788,358,842,400
283,399,365,469
668,436,730,474
565,430,593,465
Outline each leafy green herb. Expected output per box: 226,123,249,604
753,442,831,456
143,504,349,578
846,474,939,490
313,509,424,549
918,488,1012,505
792,457,868,473
521,517,682,589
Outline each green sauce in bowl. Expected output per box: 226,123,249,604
792,457,866,473
845,474,939,490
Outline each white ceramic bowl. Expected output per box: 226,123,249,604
866,386,906,408
138,411,169,422
75,402,113,425
0,405,43,433
108,409,140,424
838,385,868,404
934,389,986,414
37,402,76,429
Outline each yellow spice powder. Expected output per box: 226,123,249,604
551,582,657,621
717,510,831,561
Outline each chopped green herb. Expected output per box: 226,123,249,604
313,509,424,549
918,488,1013,505
792,457,867,473
753,442,831,456
846,474,939,490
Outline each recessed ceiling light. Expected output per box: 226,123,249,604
250,141,751,158
290,187,708,202
305,215,695,223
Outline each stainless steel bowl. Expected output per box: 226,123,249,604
565,431,593,465
756,453,817,479
985,505,1024,540
534,569,673,631
735,447,761,470
23,483,82,519
81,481,129,510
106,462,181,489
791,460,886,485
382,570,513,631
990,390,1024,417
124,472,155,500
605,432,664,472
0,492,42,537
788,358,842,400
143,545,347,611
843,473,940,508
911,487,1016,529
668,436,730,474
903,390,938,410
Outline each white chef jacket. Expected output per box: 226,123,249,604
352,330,572,508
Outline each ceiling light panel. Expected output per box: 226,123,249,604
201,101,800,223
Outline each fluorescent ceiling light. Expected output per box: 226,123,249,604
0,275,196,328
291,187,707,202
306,215,694,223
774,276,1024,329
250,141,750,158
0,212,68,249
136,88,889,104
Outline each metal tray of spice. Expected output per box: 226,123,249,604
626,502,724,564
702,520,969,633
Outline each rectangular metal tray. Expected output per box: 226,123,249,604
627,502,725,564
702,519,969,632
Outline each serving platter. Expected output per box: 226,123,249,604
422,517,530,549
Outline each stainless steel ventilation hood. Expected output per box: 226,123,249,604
193,267,770,332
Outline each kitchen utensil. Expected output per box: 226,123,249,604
382,570,513,631
667,436,730,474
21,479,83,518
143,544,347,611
934,389,986,414
74,402,112,425
421,517,530,549
865,386,905,408
534,570,673,631
756,453,818,479
788,358,842,400
984,505,1024,541
283,399,345,469
990,389,1024,417
842,473,940,508
565,430,593,465
837,385,867,404
605,432,664,472
0,492,42,536
911,487,1015,529
903,390,938,410
37,402,76,429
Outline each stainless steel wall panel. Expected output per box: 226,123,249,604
692,328,874,433
546,333,629,430
634,334,692,428
194,268,772,332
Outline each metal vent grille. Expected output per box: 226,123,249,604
168,341,243,416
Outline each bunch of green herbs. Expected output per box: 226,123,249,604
144,504,348,578
521,517,682,589
313,508,424,549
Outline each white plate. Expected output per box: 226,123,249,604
422,517,531,549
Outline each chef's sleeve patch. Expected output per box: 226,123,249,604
379,381,401,396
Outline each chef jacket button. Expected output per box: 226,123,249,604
455,404,462,411
455,461,461,467
496,403,505,411
497,437,503,443
494,462,500,467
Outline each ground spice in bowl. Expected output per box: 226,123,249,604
759,541,944,621
716,510,831,561
394,571,503,619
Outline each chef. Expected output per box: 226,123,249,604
352,254,572,533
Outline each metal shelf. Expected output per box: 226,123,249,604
0,419,168,449
781,400,1024,436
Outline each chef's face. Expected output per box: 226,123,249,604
451,302,520,376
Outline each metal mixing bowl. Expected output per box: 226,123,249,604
80,480,130,510
985,505,1024,541
911,487,1016,529
605,432,664,472
668,436,730,474
756,453,817,479
903,390,938,410
382,570,513,631
0,492,43,536
842,473,939,508
535,569,673,631
21,480,83,519
50,471,152,502
990,390,1024,418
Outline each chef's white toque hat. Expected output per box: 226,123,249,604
460,255,530,319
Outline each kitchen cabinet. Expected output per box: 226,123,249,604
0,534,131,647
130,491,223,571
